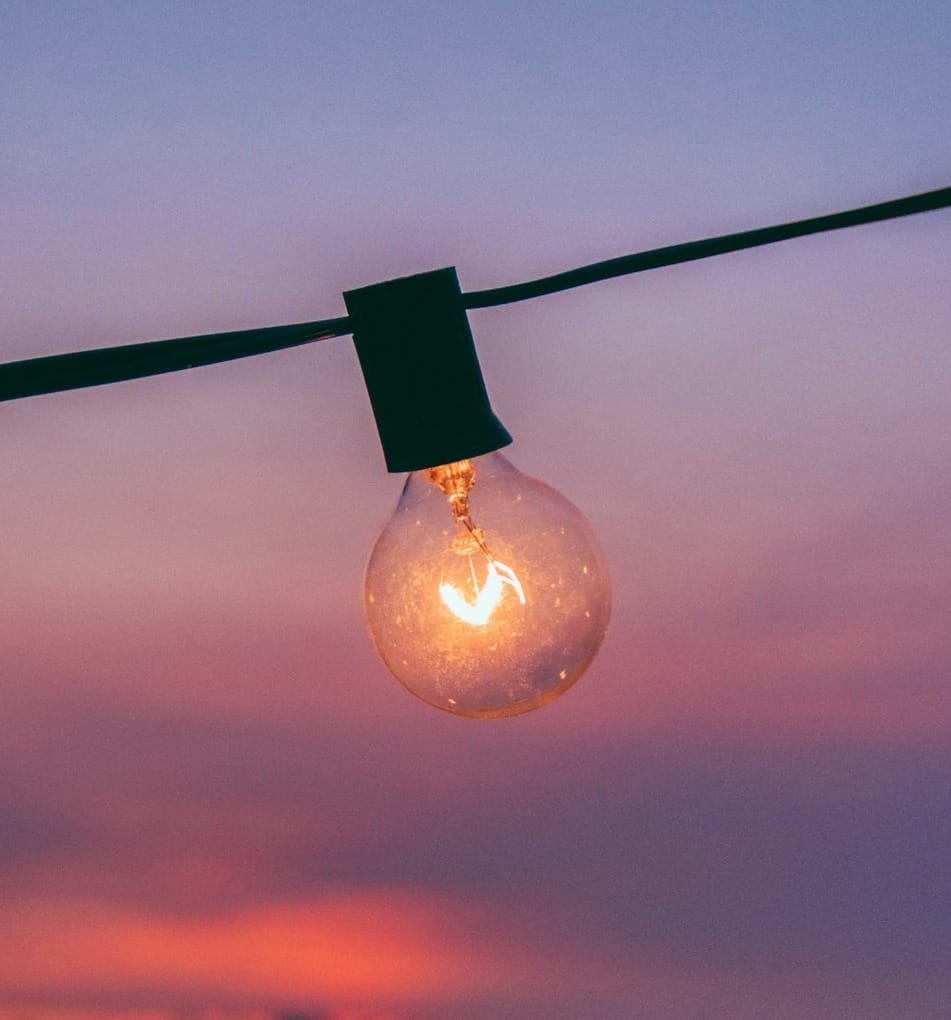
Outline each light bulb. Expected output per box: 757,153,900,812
364,451,611,718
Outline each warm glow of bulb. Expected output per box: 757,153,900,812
364,451,611,718
439,558,526,626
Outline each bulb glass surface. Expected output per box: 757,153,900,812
364,452,611,718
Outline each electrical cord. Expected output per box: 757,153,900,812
462,186,951,308
1,185,948,402
0,318,349,403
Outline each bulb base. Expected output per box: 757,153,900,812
345,267,512,473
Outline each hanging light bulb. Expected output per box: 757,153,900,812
345,267,611,718
364,451,610,717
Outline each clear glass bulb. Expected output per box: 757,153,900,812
364,451,611,718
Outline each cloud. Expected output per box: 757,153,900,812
0,888,638,1018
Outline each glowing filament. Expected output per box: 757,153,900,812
440,559,526,626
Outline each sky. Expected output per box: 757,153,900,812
1,1,950,1017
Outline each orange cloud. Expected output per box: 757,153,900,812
0,889,629,1014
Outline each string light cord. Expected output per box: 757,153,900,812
0,317,350,403
1,185,948,402
462,185,951,308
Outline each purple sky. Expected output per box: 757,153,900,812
2,3,950,1018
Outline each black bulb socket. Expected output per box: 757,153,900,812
345,266,512,473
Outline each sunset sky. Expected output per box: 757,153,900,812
2,2,951,1018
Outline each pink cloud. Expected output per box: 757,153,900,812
0,889,636,1016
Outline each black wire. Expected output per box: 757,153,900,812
463,185,951,308
0,317,349,402
1,185,948,402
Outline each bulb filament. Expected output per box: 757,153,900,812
429,460,527,626
439,558,525,626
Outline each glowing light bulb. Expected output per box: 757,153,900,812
364,451,611,718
